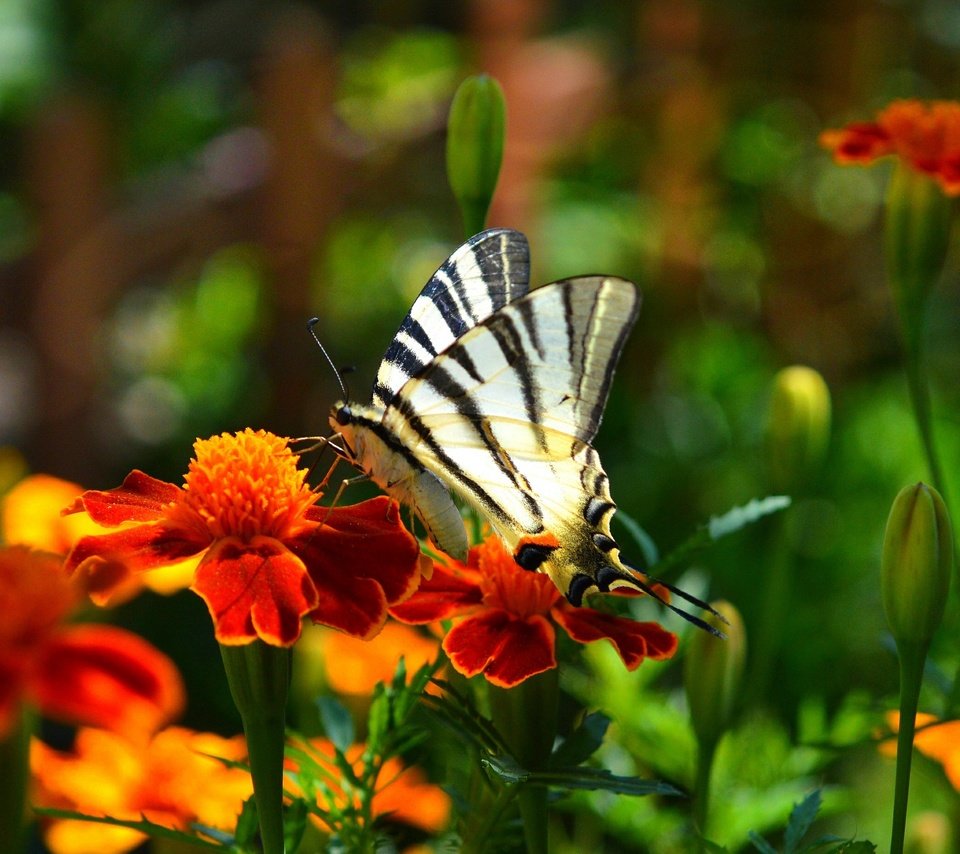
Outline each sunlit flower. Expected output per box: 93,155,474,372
302,621,440,696
0,545,183,739
64,429,425,646
287,737,450,835
821,100,960,194
883,711,960,789
389,536,677,688
31,726,252,854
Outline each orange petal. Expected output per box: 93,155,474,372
552,604,678,667
192,535,319,646
66,471,182,525
31,624,185,737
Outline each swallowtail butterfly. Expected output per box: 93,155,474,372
329,229,716,629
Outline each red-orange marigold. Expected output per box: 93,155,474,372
64,429,425,646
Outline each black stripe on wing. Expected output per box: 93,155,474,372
372,228,530,407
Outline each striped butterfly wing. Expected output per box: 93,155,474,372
381,276,647,602
372,228,530,408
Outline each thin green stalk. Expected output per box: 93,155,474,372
693,737,716,841
903,337,948,507
890,640,927,854
0,706,33,854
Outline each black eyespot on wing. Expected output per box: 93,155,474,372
595,565,621,592
592,533,617,553
514,542,558,571
583,497,614,527
566,573,596,607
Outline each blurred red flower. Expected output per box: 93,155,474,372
64,429,425,646
821,99,960,194
0,546,183,740
390,536,677,687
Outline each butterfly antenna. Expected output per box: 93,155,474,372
619,560,727,637
307,316,349,400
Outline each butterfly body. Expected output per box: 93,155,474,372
330,229,653,606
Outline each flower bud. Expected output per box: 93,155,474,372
767,366,831,492
881,483,952,645
684,601,746,748
885,162,952,349
446,74,506,236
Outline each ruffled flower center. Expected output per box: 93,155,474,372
166,429,317,542
476,539,559,618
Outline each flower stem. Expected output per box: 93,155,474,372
488,669,559,854
903,337,948,508
0,706,32,854
692,736,716,841
890,640,927,854
220,641,291,854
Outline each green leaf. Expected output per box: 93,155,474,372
784,790,822,854
748,831,780,854
549,712,611,768
529,766,683,797
283,798,309,853
32,808,227,849
654,495,791,576
700,840,731,854
235,796,259,845
367,683,390,749
316,695,355,754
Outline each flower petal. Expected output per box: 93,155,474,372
192,536,319,647
31,624,185,737
300,497,422,605
65,523,207,580
308,571,390,640
65,471,182,525
389,558,484,623
552,604,678,668
443,610,556,688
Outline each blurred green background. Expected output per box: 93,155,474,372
3,0,960,851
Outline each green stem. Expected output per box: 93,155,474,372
220,642,291,854
693,737,717,842
0,706,33,854
890,640,927,854
488,669,559,854
903,336,947,507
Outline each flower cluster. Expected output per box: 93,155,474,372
821,99,960,194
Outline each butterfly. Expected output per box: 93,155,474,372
328,228,717,631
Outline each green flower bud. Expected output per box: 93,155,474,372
767,366,831,492
886,162,952,350
684,601,746,748
446,74,506,237
882,483,952,645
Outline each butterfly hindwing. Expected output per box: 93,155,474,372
372,228,530,408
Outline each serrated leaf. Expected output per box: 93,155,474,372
529,766,683,797
316,696,355,753
748,830,780,854
549,712,611,768
784,789,822,854
235,795,259,845
481,752,528,784
32,809,226,849
654,495,791,576
367,685,390,749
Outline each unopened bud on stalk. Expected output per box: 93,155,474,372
684,600,746,748
446,74,505,237
881,483,952,645
767,366,831,492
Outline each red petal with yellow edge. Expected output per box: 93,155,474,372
300,497,422,606
66,471,182,525
30,624,185,737
443,610,556,688
552,605,678,668
193,536,319,647
65,523,207,577
389,559,483,623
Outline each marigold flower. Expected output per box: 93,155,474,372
31,726,252,854
882,711,960,790
389,536,677,688
0,546,183,739
64,429,425,646
286,738,450,835
821,100,960,194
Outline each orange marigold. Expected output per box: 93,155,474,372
64,429,425,646
821,99,960,194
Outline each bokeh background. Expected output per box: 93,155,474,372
4,0,960,850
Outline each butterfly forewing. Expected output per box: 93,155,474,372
372,229,530,408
